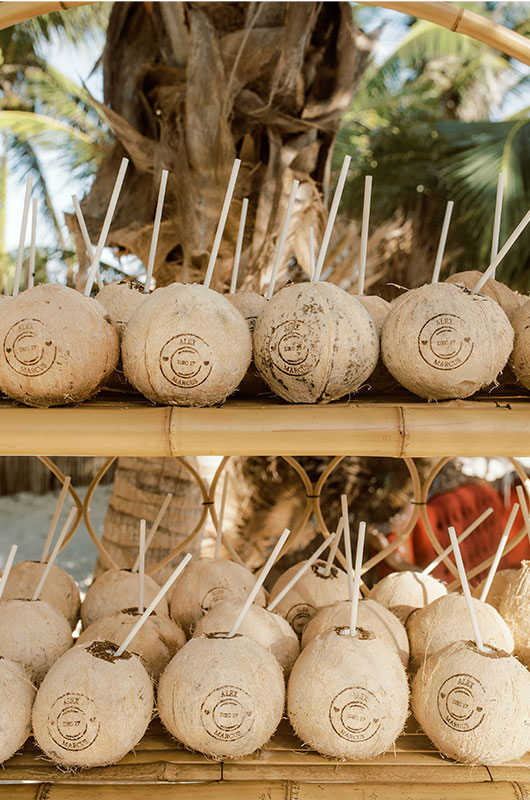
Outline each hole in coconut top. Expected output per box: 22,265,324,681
205,632,243,640
335,626,375,640
121,607,142,617
465,640,509,659
312,561,338,579
86,640,132,663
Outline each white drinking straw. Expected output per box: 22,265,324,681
358,175,372,296
350,521,366,637
33,507,76,601
309,226,316,282
0,545,18,602
27,198,37,289
84,157,129,296
313,155,351,283
144,169,169,293
431,200,454,283
229,528,291,636
266,180,300,300
480,502,519,603
72,194,103,290
421,506,494,576
341,494,355,608
447,525,484,651
215,473,229,560
116,552,193,657
138,519,146,613
323,517,344,577
203,159,241,290
473,205,530,294
491,172,505,274
230,197,249,294
41,476,71,562
267,532,336,612
13,174,33,296
132,493,173,572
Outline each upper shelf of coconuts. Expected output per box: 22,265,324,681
3,157,530,459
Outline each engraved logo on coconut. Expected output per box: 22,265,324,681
201,685,254,741
48,693,100,751
200,586,233,615
329,686,382,742
269,320,320,377
418,314,473,371
286,603,315,635
437,673,486,732
159,333,212,388
4,319,57,377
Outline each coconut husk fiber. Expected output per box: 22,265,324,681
0,658,35,764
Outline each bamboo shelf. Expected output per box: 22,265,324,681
1,391,530,458
1,718,529,798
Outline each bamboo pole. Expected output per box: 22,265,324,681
0,2,91,31
361,1,530,67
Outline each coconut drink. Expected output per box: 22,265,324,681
95,279,147,334
0,657,35,763
2,560,80,630
226,290,269,395
367,571,447,624
445,271,523,322
0,283,119,407
81,569,168,629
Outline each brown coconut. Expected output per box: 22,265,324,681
168,558,266,636
32,639,153,767
367,571,447,624
2,560,80,630
412,640,530,764
193,599,299,675
445,271,522,322
0,599,72,685
122,283,252,406
0,657,35,763
301,598,409,667
158,633,284,759
268,559,350,635
226,291,269,395
95,279,147,334
472,568,519,612
381,282,513,400
0,283,119,407
288,627,409,759
81,569,168,629
76,608,186,681
407,593,514,670
253,282,379,403
498,561,530,668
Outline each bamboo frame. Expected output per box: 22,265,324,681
0,1,90,30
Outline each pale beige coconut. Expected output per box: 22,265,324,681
0,283,119,407
288,627,409,759
158,633,284,759
254,282,379,403
168,558,265,636
0,657,35,763
32,639,153,767
407,593,514,670
95,279,147,334
367,571,447,624
301,598,409,666
354,295,398,393
76,608,186,681
81,569,168,629
381,282,513,400
445,271,522,322
122,283,252,406
412,640,530,764
509,299,530,390
472,568,519,612
268,559,350,635
226,291,269,396
0,599,72,685
498,560,530,668
193,599,299,675
2,560,80,630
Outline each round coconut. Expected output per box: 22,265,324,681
76,608,186,681
2,560,80,630
253,282,379,403
0,283,119,407
226,291,269,396
168,558,265,636
158,633,284,758
354,295,398,393
95,279,147,334
366,571,447,624
412,640,530,764
407,593,514,670
445,271,522,322
381,282,513,400
509,299,530,390
288,627,409,759
32,639,153,767
122,283,252,406
193,599,299,675
81,569,168,629
268,559,350,636
498,561,530,668
301,598,409,667
0,599,72,685
0,657,35,763
472,568,519,612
